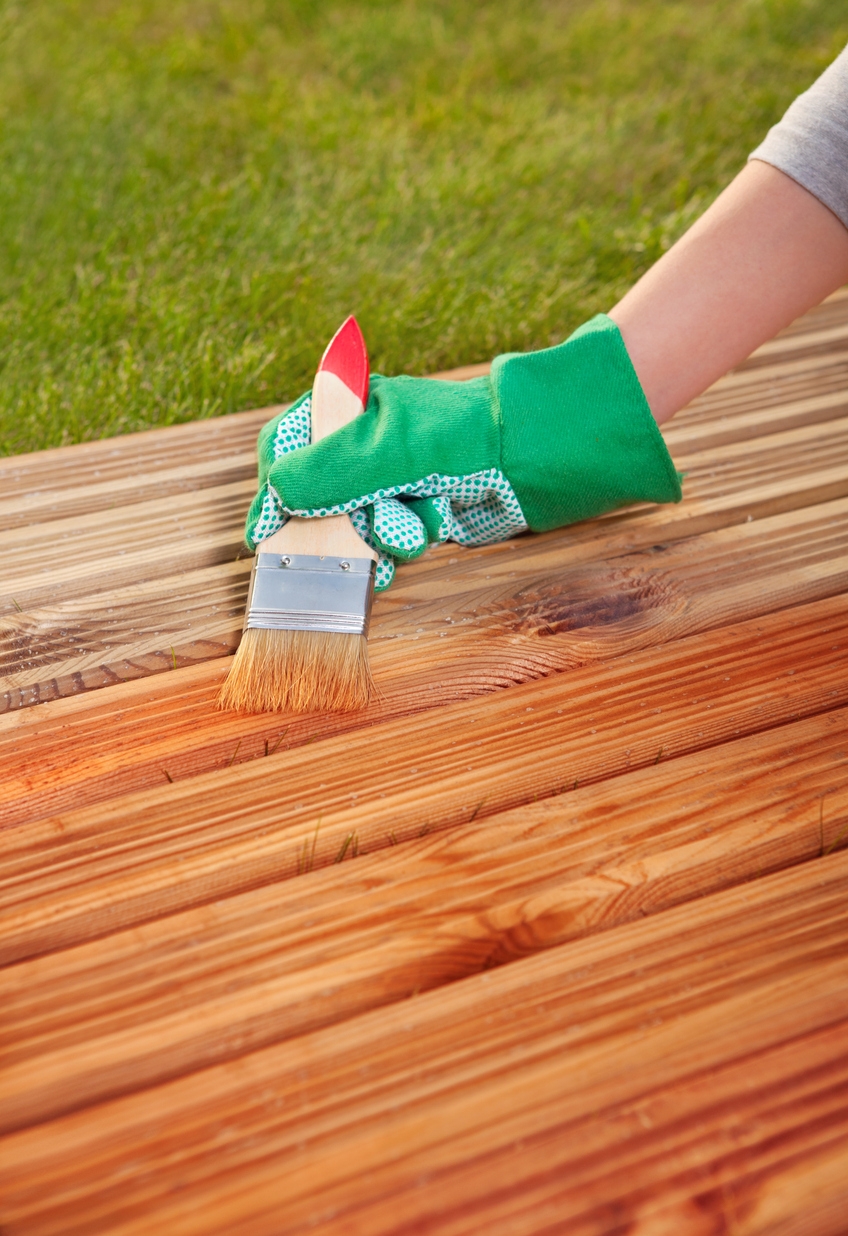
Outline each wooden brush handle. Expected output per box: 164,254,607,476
309,368,370,441
259,336,378,562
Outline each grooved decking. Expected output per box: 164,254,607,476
2,295,848,1234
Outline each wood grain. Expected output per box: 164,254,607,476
2,703,847,1132
3,292,848,1233
7,293,848,712
2,590,848,964
1,854,845,1234
6,492,848,828
7,411,848,711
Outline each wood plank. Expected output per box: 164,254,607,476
2,703,847,1131
7,296,848,715
0,451,256,532
6,353,848,566
0,479,250,612
2,590,848,964
737,318,848,366
662,385,848,453
8,406,848,713
667,350,848,434
5,494,848,827
0,406,275,503
765,282,848,333
12,355,848,534
1,854,845,1234
1,282,847,1236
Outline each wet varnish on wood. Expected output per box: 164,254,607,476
2,294,848,1234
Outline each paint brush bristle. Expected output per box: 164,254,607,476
219,627,372,714
219,315,377,716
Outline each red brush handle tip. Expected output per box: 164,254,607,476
318,315,369,406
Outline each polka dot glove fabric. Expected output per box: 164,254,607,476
245,391,527,591
245,315,683,591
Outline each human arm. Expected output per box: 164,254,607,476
610,160,848,425
246,45,848,586
612,42,848,424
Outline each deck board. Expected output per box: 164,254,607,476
4,705,848,1134
2,292,848,1233
6,495,848,829
1,855,846,1234
8,293,848,711
4,591,848,966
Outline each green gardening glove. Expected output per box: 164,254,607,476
246,314,682,590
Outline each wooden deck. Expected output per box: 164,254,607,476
2,294,848,1234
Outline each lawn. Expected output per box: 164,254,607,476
1,0,846,456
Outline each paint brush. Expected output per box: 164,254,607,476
219,316,378,713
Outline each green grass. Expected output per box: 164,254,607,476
1,0,846,455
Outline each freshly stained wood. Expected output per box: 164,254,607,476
3,590,848,964
6,493,848,827
3,293,848,1233
1,854,846,1233
3,704,847,1132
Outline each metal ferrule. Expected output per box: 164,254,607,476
244,553,376,636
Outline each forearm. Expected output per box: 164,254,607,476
609,160,848,425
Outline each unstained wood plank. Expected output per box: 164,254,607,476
7,295,848,711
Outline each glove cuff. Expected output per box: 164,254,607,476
491,314,682,532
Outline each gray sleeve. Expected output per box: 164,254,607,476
749,44,848,229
